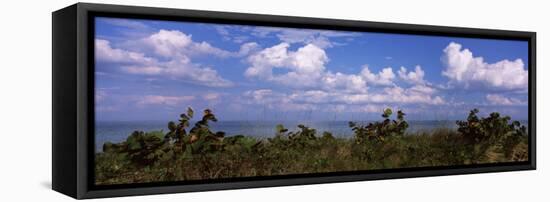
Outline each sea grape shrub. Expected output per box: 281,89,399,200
163,107,194,158
101,108,233,166
269,123,333,149
268,124,290,147
289,125,317,141
164,107,195,144
504,121,528,159
456,108,527,160
275,124,288,137
185,109,227,154
321,131,335,141
165,121,178,141
124,130,173,165
177,107,195,141
349,108,409,144
347,108,410,166
456,109,483,143
456,109,527,145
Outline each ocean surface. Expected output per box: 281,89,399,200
94,120,470,151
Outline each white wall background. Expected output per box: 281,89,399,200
0,0,547,201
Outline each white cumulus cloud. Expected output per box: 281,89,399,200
96,29,243,87
95,39,156,65
145,29,233,58
241,84,444,113
321,72,367,93
137,95,195,106
360,65,396,86
441,42,528,90
245,43,330,88
486,94,526,106
245,43,402,93
350,85,443,105
251,27,358,49
398,65,426,84
243,89,316,111
119,56,233,87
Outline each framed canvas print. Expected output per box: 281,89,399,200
52,3,536,199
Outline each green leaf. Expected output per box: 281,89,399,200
275,124,288,134
180,114,190,121
167,121,177,131
187,107,194,118
127,139,141,150
383,108,392,118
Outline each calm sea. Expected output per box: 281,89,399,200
94,120,468,151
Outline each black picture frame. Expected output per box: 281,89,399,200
52,2,536,199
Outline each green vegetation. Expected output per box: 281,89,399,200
95,107,528,185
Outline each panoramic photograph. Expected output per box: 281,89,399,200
94,17,529,185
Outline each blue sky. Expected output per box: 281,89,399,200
94,17,529,122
